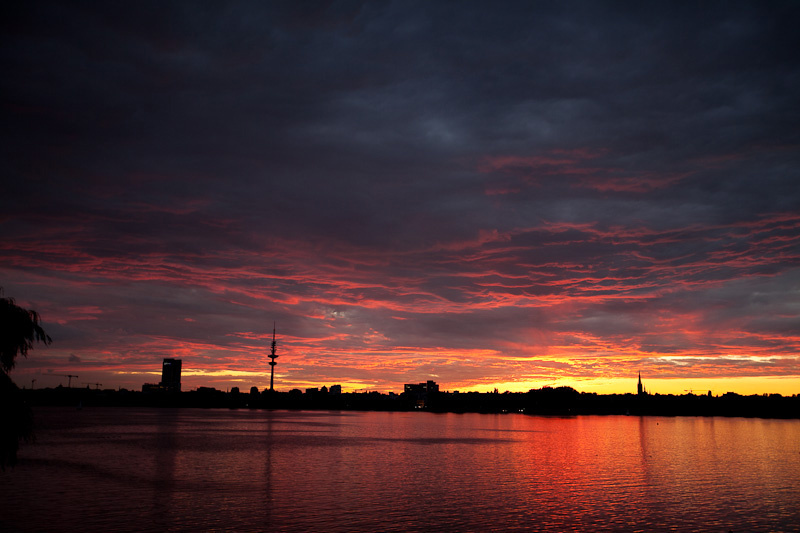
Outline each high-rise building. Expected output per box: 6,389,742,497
160,358,182,392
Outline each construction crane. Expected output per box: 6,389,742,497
83,382,102,390
55,374,79,387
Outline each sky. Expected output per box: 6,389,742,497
2,1,799,395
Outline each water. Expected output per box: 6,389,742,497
2,408,799,532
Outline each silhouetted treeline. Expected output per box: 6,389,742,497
18,385,800,419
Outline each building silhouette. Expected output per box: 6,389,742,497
160,358,182,392
404,380,439,407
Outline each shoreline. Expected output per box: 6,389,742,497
20,386,800,419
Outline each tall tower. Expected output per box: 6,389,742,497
269,322,278,391
637,372,644,396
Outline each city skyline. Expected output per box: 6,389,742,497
2,2,799,396
15,361,720,399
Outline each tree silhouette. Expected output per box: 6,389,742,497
1,290,51,468
1,293,51,373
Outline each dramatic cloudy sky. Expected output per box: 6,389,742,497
2,1,799,394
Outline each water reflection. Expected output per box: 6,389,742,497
1,408,798,532
152,409,178,529
261,412,276,531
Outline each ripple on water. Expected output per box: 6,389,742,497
2,409,799,532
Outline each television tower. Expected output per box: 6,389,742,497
269,322,278,391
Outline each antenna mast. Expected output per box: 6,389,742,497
269,322,278,391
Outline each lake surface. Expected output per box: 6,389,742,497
1,408,799,532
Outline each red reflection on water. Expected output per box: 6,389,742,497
2,409,799,532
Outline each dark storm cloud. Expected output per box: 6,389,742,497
5,2,799,234
2,1,799,390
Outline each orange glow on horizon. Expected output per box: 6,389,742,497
4,211,799,397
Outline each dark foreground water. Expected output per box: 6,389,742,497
1,408,799,532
